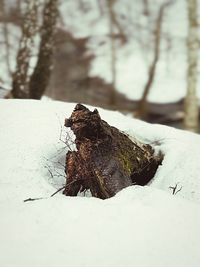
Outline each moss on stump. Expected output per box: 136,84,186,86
63,104,163,199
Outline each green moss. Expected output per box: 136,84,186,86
94,169,110,198
114,134,145,177
116,150,133,176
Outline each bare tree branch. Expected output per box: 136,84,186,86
139,1,172,118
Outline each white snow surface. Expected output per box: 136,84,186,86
0,99,200,267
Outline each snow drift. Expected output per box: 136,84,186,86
0,99,200,267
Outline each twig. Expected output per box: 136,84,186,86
50,185,66,197
24,185,66,202
46,166,54,179
51,177,90,198
24,197,46,202
175,186,182,195
169,183,182,195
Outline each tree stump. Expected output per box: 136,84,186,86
63,104,163,199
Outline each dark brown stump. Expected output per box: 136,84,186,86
63,104,163,199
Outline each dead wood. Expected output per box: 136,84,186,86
63,104,163,199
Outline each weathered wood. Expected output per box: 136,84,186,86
63,104,163,199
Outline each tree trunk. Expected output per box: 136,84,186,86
11,0,38,99
184,0,199,132
29,0,58,99
107,0,117,106
63,104,163,199
139,1,171,119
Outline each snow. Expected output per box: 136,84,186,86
0,99,200,267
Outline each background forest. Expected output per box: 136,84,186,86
0,0,200,131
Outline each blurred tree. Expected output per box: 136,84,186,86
184,0,199,132
107,0,126,106
107,0,117,106
11,0,38,98
139,1,171,119
10,0,58,99
0,0,12,76
29,0,58,99
142,0,150,16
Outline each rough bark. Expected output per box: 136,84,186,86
184,0,199,132
11,0,38,99
29,0,58,99
63,104,163,199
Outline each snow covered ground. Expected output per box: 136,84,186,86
0,99,200,267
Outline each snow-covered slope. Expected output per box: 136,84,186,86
0,100,200,267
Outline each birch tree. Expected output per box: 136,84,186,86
184,0,199,132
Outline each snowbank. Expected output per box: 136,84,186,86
0,99,200,267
